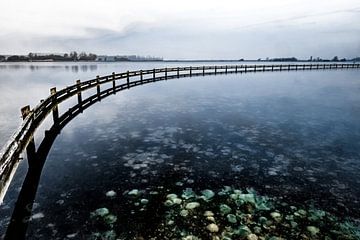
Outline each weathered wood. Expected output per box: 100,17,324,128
50,87,59,124
96,76,101,99
76,80,82,106
127,72,130,88
112,72,116,93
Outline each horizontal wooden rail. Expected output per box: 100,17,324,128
0,63,359,202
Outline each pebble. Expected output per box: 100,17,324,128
186,202,200,210
106,190,117,198
206,223,219,232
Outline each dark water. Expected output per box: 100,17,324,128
0,63,360,239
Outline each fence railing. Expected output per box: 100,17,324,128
0,63,359,202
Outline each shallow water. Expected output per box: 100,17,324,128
0,63,360,239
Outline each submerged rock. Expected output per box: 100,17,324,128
91,208,109,218
106,190,117,198
186,202,200,210
247,233,258,240
200,189,215,201
182,188,196,199
206,223,219,232
220,204,232,215
227,214,237,223
128,189,140,196
306,226,320,236
270,212,282,222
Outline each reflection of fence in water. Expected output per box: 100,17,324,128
1,63,360,205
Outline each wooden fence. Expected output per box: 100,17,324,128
0,63,359,202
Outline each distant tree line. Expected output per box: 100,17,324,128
0,51,97,62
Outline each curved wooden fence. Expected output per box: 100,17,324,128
0,63,359,202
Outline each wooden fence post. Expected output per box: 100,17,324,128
245,65,247,73
21,105,36,164
225,65,228,74
235,65,238,73
50,87,59,125
165,68,168,79
177,67,180,78
112,72,116,94
140,70,143,83
190,66,192,77
76,80,82,109
96,76,101,99
203,66,205,76
153,69,156,81
126,71,130,89
215,66,217,75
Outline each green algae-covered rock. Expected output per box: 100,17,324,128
220,204,232,215
227,214,237,223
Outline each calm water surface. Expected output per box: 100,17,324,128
0,62,359,239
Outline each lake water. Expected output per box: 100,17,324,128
0,62,360,239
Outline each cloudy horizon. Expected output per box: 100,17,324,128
1,0,359,60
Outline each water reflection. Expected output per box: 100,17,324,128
0,64,98,72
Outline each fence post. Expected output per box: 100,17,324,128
140,70,143,83
215,66,217,75
271,65,274,71
203,66,205,76
112,72,116,94
165,68,168,79
76,80,82,110
244,65,247,73
126,71,130,88
21,105,36,164
225,65,228,74
96,76,101,99
190,67,192,77
279,65,282,71
254,65,257,72
153,69,156,81
50,87,59,125
235,65,238,73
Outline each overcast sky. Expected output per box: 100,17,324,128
0,0,359,59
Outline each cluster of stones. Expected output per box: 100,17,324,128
158,186,360,240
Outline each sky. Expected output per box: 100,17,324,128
0,0,359,59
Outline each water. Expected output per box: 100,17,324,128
0,62,360,239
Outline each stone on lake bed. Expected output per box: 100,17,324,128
247,233,258,240
270,212,282,222
128,189,140,196
186,202,200,210
220,204,232,215
140,199,149,204
91,208,109,218
306,226,320,236
204,210,214,217
227,214,237,223
166,194,178,200
200,189,215,201
106,190,117,198
31,212,45,220
104,214,117,225
206,223,219,232
180,209,189,217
